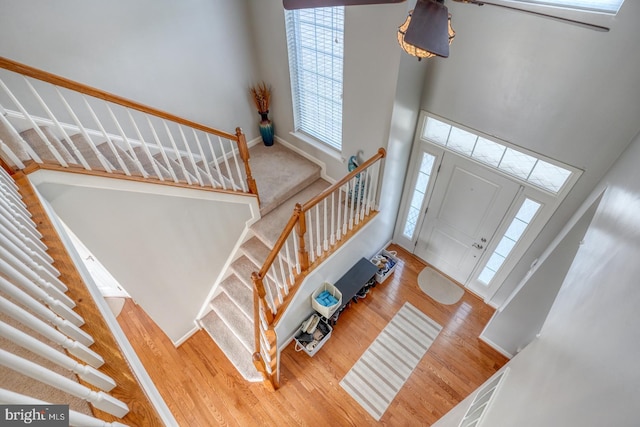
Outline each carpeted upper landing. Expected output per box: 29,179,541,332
249,143,321,216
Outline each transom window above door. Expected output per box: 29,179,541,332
422,115,574,194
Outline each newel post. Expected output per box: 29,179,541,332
295,204,310,272
235,127,259,204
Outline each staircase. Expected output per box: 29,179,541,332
0,56,387,390
199,142,327,381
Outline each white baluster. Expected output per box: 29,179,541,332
0,321,116,391
55,89,111,172
0,223,60,279
1,78,67,165
0,233,66,292
146,117,178,183
330,192,336,246
0,203,42,251
354,172,362,226
0,212,50,259
0,166,20,189
24,82,83,168
323,198,329,252
342,182,349,235
0,349,129,418
262,276,277,315
0,141,25,168
126,110,162,180
292,228,301,274
0,275,92,346
0,183,31,219
205,133,227,190
0,106,42,163
228,139,247,192
349,176,358,230
178,126,203,186
0,296,102,368
193,129,217,188
277,254,288,295
307,210,315,263
336,186,342,241
0,256,82,325
0,389,130,427
284,236,295,286
371,161,381,210
315,204,321,256
163,121,193,185
83,98,131,175
0,196,38,234
218,137,237,190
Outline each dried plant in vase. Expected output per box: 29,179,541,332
250,82,274,146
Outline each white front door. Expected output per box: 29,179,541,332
415,153,521,285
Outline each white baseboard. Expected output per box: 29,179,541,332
479,334,515,359
274,135,333,184
173,323,201,347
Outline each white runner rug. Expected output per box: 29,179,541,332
339,302,442,421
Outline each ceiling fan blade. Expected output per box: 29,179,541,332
284,0,406,10
403,0,452,58
453,0,609,32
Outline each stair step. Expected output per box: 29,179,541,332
96,142,142,176
199,310,262,382
242,236,293,286
153,153,197,183
20,127,76,165
69,134,115,171
133,147,173,180
220,275,253,319
249,143,322,216
251,179,331,248
210,292,253,352
180,156,216,186
230,256,259,289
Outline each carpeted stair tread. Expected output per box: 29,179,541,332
242,236,293,285
96,142,142,176
252,178,331,248
180,156,216,187
153,153,197,183
20,127,76,165
69,134,115,171
200,310,262,382
241,236,271,267
209,292,253,352
132,147,173,180
250,143,321,216
230,256,260,289
220,275,253,319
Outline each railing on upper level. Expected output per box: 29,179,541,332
0,57,258,201
0,166,165,425
251,148,386,390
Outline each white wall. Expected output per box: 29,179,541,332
418,1,640,306
435,125,640,426
0,0,260,139
31,171,254,344
247,0,416,180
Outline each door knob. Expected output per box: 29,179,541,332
472,243,484,249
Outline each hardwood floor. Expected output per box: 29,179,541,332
117,244,508,426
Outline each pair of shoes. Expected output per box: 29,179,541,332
306,340,318,351
301,314,320,334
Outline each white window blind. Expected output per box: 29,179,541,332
509,0,624,14
285,7,344,151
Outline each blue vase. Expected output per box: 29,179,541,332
259,111,274,146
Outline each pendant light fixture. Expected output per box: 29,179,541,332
397,0,455,60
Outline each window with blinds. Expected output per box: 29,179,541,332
285,7,344,151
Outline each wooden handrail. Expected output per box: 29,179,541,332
0,56,237,141
257,209,301,280
301,148,386,211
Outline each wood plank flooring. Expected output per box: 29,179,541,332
117,244,508,426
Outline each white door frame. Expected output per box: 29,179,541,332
394,111,583,306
